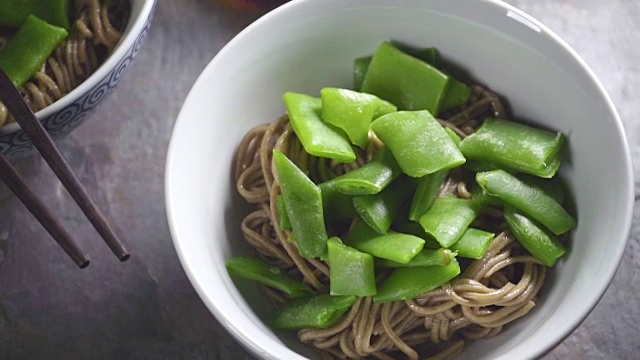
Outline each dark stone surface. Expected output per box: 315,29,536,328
0,0,637,358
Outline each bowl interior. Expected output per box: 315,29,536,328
166,0,633,359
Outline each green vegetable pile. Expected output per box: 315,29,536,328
227,41,575,332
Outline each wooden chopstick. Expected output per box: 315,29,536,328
0,153,90,268
0,68,129,263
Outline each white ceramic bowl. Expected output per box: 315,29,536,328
166,0,634,359
0,0,156,157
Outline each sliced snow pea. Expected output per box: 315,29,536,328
373,259,461,303
459,118,565,178
273,150,328,258
353,56,372,91
504,205,566,267
360,42,450,114
345,220,425,264
419,196,482,248
476,170,575,235
353,176,416,234
408,169,449,221
275,194,292,231
321,87,396,149
272,294,357,330
318,178,357,225
371,110,466,177
333,146,402,195
327,237,376,296
376,248,456,268
0,15,68,89
226,256,314,297
449,228,495,259
283,92,356,162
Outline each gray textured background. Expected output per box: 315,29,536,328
0,0,637,358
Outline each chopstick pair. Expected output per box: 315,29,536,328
0,68,129,268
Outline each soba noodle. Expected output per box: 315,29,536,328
0,0,130,126
235,86,548,359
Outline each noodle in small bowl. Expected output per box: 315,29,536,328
166,0,634,359
0,0,156,157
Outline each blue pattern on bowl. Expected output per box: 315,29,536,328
0,6,155,158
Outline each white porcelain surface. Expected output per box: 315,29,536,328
165,0,634,359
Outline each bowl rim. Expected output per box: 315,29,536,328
0,0,157,135
165,0,635,358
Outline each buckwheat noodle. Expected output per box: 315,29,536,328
0,0,130,126
235,86,547,359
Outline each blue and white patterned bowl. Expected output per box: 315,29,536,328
0,0,157,158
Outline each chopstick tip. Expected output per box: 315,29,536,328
118,252,130,262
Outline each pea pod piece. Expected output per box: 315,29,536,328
345,220,425,264
275,194,292,231
361,42,450,114
353,56,372,91
272,293,357,330
376,248,456,268
0,15,68,89
321,87,396,149
226,256,314,297
449,228,494,259
396,221,442,250
419,196,481,248
318,178,357,225
273,150,328,258
0,0,71,30
353,176,416,234
504,205,566,267
333,146,402,195
408,169,449,221
476,170,575,235
371,110,466,177
327,237,376,296
283,92,356,162
459,118,565,178
373,259,461,303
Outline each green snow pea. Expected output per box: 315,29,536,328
0,15,68,89
272,294,357,330
327,237,376,296
226,256,314,297
376,248,456,268
371,110,466,177
321,87,396,149
283,92,356,162
360,42,450,114
459,118,565,178
408,169,449,221
373,259,461,303
476,170,575,235
419,196,482,248
275,194,292,231
345,220,425,264
449,228,495,259
318,178,358,225
504,205,566,267
353,176,416,234
333,146,402,195
273,150,328,258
